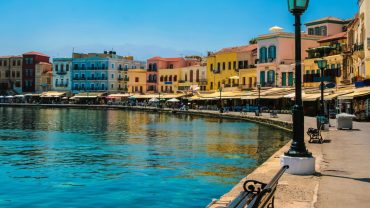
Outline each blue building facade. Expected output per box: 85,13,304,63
71,57,109,93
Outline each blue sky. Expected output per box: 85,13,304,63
0,0,358,60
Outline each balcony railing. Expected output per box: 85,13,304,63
147,68,158,72
303,68,341,83
352,44,364,52
56,71,67,75
118,77,123,81
73,77,86,80
73,87,108,91
147,80,156,83
213,69,220,74
55,83,68,87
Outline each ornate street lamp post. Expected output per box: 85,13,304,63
315,58,328,116
257,84,261,115
282,0,315,175
219,86,223,113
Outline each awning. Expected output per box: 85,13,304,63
303,93,324,102
338,90,370,100
74,92,105,98
324,90,354,101
25,94,41,97
107,94,131,99
241,96,258,100
41,91,66,98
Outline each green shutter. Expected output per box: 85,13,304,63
282,72,287,86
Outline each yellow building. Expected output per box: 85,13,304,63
178,65,207,91
35,62,52,93
128,69,147,93
304,32,350,87
206,44,257,91
158,68,180,93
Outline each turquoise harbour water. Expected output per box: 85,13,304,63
0,107,290,208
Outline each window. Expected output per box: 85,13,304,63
16,71,20,77
321,26,327,36
238,61,243,69
66,64,70,71
13,60,16,66
111,74,114,79
81,64,85,69
282,72,287,86
210,82,213,90
217,63,220,71
17,60,21,66
267,70,275,84
308,28,314,35
164,76,168,82
111,84,114,89
228,62,231,70
185,74,187,81
243,61,248,69
268,46,276,60
314,27,321,36
135,77,139,82
169,64,173,69
169,76,172,82
102,64,106,69
4,60,7,66
101,84,105,90
0,60,2,66
222,62,225,70
210,64,213,71
259,47,268,63
190,70,193,82
55,79,59,85
196,70,199,82
111,64,115,69
233,61,236,69
61,64,64,71
12,71,15,77
55,64,59,71
174,75,177,82
160,76,163,82
74,64,79,70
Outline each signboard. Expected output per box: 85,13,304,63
164,82,172,85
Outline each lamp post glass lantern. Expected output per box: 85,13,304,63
288,0,309,14
285,0,312,158
316,58,328,117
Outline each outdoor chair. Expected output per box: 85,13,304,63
307,124,323,144
270,110,278,118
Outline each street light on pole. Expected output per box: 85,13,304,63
257,84,261,116
219,86,223,113
315,58,328,116
282,0,315,175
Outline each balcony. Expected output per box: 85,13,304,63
55,83,68,87
147,80,156,83
303,68,341,83
147,68,158,72
199,79,207,85
124,77,129,81
352,44,364,52
212,69,220,74
56,71,67,75
73,77,86,81
118,77,123,81
87,77,108,81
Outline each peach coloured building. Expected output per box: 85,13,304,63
305,17,351,37
146,57,200,93
256,27,321,87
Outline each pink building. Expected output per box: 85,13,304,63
146,57,199,92
305,17,351,37
256,27,321,87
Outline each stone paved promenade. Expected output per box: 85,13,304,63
208,112,370,208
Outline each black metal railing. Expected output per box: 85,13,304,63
56,71,67,75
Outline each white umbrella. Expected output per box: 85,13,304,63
149,98,159,102
166,98,180,102
5,96,14,98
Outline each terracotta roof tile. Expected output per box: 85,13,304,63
318,32,347,43
23,51,49,57
217,44,257,54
